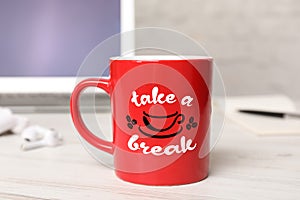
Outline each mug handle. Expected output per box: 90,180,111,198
70,78,113,154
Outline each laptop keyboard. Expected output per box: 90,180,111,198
0,93,110,113
0,93,71,106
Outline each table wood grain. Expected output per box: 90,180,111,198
0,112,299,200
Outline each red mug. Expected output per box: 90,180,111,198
70,55,212,185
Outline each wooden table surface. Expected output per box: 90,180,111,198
0,112,299,200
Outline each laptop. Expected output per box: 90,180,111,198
0,0,135,113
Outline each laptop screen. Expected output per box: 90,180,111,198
0,0,120,77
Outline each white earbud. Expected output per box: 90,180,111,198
0,107,29,135
0,108,17,135
21,127,63,151
0,107,63,151
21,125,49,142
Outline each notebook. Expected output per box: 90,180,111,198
226,95,300,135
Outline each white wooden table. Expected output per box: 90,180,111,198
0,112,299,200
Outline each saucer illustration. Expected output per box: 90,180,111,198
138,111,185,139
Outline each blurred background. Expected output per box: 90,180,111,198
135,0,300,99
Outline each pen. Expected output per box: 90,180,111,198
238,109,300,119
